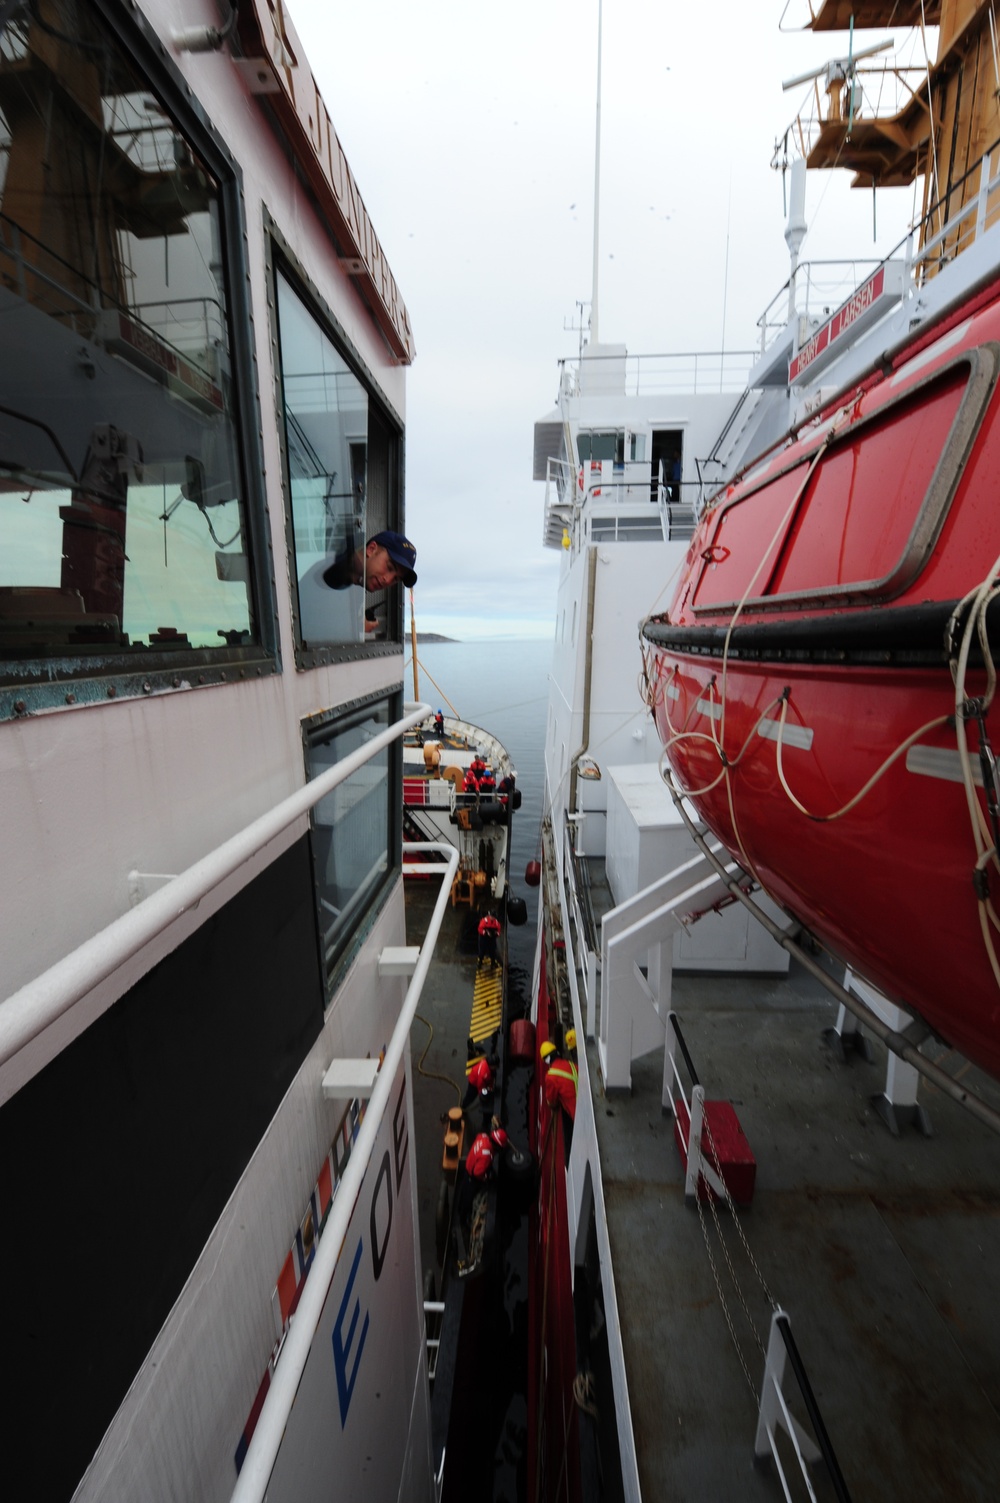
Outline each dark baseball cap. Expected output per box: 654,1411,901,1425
371,530,417,587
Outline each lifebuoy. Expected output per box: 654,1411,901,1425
578,466,584,492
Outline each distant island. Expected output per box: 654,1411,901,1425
414,632,456,643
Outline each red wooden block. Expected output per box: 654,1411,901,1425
673,1097,756,1206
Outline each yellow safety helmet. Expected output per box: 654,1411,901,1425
540,1040,557,1062
565,1028,577,1051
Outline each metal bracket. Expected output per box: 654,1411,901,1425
378,946,420,977
321,1059,380,1100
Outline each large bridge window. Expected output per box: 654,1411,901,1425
273,266,403,660
0,1,264,714
305,692,401,989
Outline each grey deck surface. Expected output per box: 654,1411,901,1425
588,928,1000,1502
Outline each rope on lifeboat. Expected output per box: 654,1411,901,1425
716,410,853,750
640,414,850,883
948,556,1000,991
772,696,952,822
639,402,1000,1031
643,477,1000,1010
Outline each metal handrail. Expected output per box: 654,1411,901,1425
557,349,756,397
773,1314,852,1502
759,142,1000,357
0,701,432,1081
231,839,459,1502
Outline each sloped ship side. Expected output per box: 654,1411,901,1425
643,286,1000,1079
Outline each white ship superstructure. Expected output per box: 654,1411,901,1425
0,3,441,1500
528,7,1000,1501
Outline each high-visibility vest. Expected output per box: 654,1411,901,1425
544,1059,578,1121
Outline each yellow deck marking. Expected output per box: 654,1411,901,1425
468,965,502,1048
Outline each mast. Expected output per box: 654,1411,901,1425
590,0,603,344
409,590,419,700
794,2,1000,262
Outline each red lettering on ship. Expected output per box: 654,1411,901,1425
789,266,887,384
117,315,223,411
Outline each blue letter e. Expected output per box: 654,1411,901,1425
332,1238,370,1427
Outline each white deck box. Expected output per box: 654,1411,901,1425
605,764,789,973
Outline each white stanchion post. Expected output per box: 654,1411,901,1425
754,1310,821,1477
662,1009,679,1115
685,1083,705,1205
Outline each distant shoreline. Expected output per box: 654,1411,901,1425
414,632,457,643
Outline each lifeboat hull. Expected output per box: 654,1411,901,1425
643,295,1000,1081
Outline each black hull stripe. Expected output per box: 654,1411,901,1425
642,597,1000,668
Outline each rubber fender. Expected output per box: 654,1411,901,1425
525,860,541,887
509,1017,535,1061
507,895,528,927
503,1144,535,1182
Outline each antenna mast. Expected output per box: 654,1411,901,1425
590,0,603,345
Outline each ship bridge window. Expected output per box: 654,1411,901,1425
304,691,401,990
0,3,269,715
591,515,665,542
274,267,404,664
576,431,623,464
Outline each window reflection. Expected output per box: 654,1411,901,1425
0,2,253,667
275,273,372,645
306,697,394,983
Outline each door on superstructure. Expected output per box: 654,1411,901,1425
650,428,683,506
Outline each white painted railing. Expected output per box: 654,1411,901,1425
755,1310,853,1503
231,839,458,1502
760,145,1000,353
424,1299,445,1382
0,701,431,1085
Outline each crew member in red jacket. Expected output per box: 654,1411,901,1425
541,1039,578,1152
465,1122,506,1182
477,910,502,968
461,1051,497,1118
456,1119,508,1267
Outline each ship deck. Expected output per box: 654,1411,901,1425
582,859,1000,1503
404,877,478,1285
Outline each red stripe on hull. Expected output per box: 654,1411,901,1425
527,942,581,1503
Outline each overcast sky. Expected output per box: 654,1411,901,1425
287,1,933,640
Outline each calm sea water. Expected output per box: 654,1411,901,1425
407,636,552,978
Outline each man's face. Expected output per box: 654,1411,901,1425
364,541,403,591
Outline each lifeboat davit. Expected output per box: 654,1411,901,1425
642,299,1000,1080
